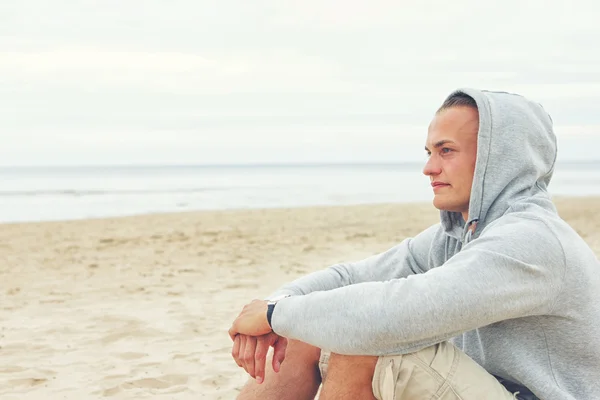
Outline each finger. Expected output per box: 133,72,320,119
254,335,273,384
239,335,248,374
244,336,257,378
228,326,237,341
231,335,242,367
272,336,288,373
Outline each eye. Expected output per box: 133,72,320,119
441,147,453,154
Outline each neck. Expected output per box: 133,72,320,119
462,211,469,223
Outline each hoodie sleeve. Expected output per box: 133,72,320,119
266,224,439,299
271,216,566,355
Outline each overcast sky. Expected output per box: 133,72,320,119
1,0,599,166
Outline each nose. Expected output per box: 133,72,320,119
422,155,441,177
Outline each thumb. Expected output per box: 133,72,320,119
272,336,288,373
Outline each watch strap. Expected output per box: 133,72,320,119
265,295,291,329
267,303,276,328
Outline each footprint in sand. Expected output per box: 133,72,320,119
125,375,189,389
7,377,48,387
200,373,233,389
0,366,26,373
96,374,189,396
3,368,56,389
115,352,147,360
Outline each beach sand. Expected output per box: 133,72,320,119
1,197,599,399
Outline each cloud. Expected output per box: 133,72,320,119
0,47,347,95
1,0,599,166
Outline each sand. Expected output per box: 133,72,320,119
1,197,599,399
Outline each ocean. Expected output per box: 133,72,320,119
1,162,599,224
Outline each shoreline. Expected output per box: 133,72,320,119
0,200,433,226
1,194,598,227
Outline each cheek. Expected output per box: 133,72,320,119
450,158,476,192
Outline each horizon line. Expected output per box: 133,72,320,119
1,159,599,169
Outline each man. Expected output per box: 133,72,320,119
229,89,600,399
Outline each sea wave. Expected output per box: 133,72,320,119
0,187,236,197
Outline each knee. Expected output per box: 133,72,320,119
285,339,322,364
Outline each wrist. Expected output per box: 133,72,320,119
265,295,291,330
267,303,276,328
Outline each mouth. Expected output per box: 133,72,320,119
431,182,450,191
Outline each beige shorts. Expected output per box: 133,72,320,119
318,342,522,400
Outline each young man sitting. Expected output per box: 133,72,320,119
229,88,600,400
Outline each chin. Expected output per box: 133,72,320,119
432,197,462,213
432,196,448,211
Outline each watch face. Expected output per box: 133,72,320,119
267,294,291,303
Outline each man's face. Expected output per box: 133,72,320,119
423,106,479,218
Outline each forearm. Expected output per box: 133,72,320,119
267,263,357,299
270,234,563,355
267,239,422,300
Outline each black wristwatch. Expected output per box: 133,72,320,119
266,295,290,329
266,303,276,328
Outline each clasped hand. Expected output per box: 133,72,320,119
229,299,287,384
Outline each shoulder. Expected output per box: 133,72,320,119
474,212,566,268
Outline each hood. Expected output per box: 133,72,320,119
439,89,557,242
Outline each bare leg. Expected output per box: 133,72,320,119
237,339,322,400
319,353,378,400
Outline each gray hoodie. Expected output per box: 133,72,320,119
267,89,600,399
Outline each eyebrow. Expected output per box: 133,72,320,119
424,140,455,152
